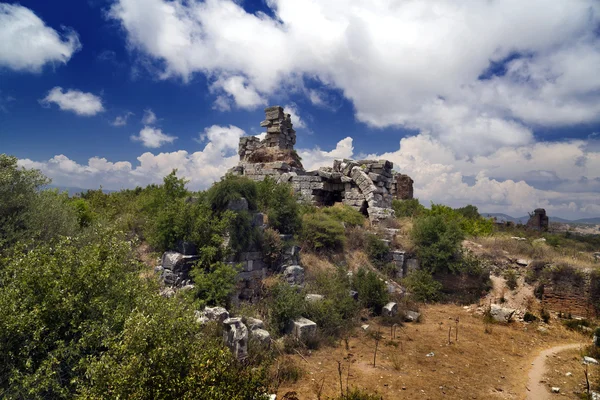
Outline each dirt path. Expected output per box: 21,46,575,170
526,343,581,399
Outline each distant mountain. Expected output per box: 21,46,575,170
481,213,600,225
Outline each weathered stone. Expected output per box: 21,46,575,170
393,174,414,200
176,241,198,256
223,317,248,360
489,304,516,322
526,208,549,231
287,317,317,341
245,317,264,331
305,294,324,302
404,311,421,322
283,265,305,285
227,197,249,211
349,290,359,300
203,306,230,323
516,259,529,266
382,302,398,317
251,328,271,344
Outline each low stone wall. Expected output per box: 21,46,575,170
542,284,594,318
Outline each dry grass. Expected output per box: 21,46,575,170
473,233,598,269
543,346,600,398
277,304,585,399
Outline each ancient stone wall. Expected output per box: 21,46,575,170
229,106,414,222
542,284,593,318
526,208,549,231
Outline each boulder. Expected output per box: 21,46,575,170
227,197,249,212
283,265,305,286
305,294,324,302
223,317,248,360
404,310,421,322
382,302,398,317
516,259,529,267
251,328,271,344
176,240,198,256
584,356,599,365
245,317,264,331
160,251,200,286
203,306,230,323
349,290,359,300
489,304,516,322
287,317,317,341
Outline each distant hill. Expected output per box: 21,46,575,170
48,185,115,196
481,213,600,225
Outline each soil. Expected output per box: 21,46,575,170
526,343,582,400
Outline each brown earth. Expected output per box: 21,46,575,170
277,304,584,400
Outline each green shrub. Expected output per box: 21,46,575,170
504,269,518,290
268,282,307,335
301,212,345,252
392,198,425,218
411,215,464,274
257,177,301,234
455,204,480,219
540,308,551,324
352,268,389,313
190,261,240,308
261,227,284,267
403,269,443,303
330,387,383,400
321,204,365,227
207,174,258,212
366,234,389,266
523,312,537,322
72,197,96,228
562,318,591,332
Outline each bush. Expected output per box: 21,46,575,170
404,269,443,303
523,312,537,322
504,269,518,290
366,234,389,266
262,227,284,268
268,282,307,335
321,204,365,227
257,177,301,234
190,261,240,308
352,268,389,313
392,198,425,218
207,174,258,212
301,212,345,252
411,215,464,274
540,308,551,324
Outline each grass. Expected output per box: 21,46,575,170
277,304,584,399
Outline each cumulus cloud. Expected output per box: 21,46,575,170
298,137,354,171
40,87,104,116
284,103,306,129
141,109,157,125
111,111,133,126
131,126,177,148
0,3,80,72
109,0,600,155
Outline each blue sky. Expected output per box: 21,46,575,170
1,0,600,219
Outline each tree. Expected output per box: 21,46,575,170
411,215,464,274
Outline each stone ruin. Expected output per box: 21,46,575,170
229,106,414,222
526,208,549,231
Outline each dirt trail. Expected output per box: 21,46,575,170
526,343,581,399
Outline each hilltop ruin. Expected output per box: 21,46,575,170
229,106,414,222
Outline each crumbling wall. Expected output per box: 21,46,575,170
526,208,549,231
228,106,413,222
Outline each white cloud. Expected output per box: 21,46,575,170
40,87,104,116
298,137,354,171
198,125,245,152
111,111,134,126
284,103,306,129
109,0,600,155
0,3,81,72
141,109,157,125
131,126,177,148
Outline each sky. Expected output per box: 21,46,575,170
1,0,600,219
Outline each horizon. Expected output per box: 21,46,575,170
2,0,600,220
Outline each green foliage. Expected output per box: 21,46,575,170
321,204,365,227
365,234,389,266
540,308,550,324
392,198,425,218
454,204,480,219
305,268,359,338
504,269,518,290
268,282,307,335
0,229,144,398
191,262,240,309
428,203,494,237
544,234,562,248
330,387,383,400
207,174,258,212
300,212,345,252
411,215,464,274
403,270,443,303
352,268,389,313
71,198,96,228
523,312,537,322
227,210,261,254
257,177,301,234
261,227,284,267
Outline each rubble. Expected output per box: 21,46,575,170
223,317,249,360
382,302,398,317
287,317,317,341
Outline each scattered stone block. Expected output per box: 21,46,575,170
245,317,264,331
305,294,324,302
223,317,248,360
584,356,599,365
551,387,560,393
283,265,305,285
251,328,271,344
490,304,516,323
404,310,421,322
516,259,530,266
287,317,317,341
203,306,230,323
382,302,398,317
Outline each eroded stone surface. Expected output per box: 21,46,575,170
382,302,398,317
287,317,317,341
223,317,248,360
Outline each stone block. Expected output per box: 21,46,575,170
305,294,324,302
223,317,248,360
382,302,398,317
203,306,230,323
245,317,264,331
287,317,317,341
404,311,421,322
283,265,305,286
251,328,271,345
